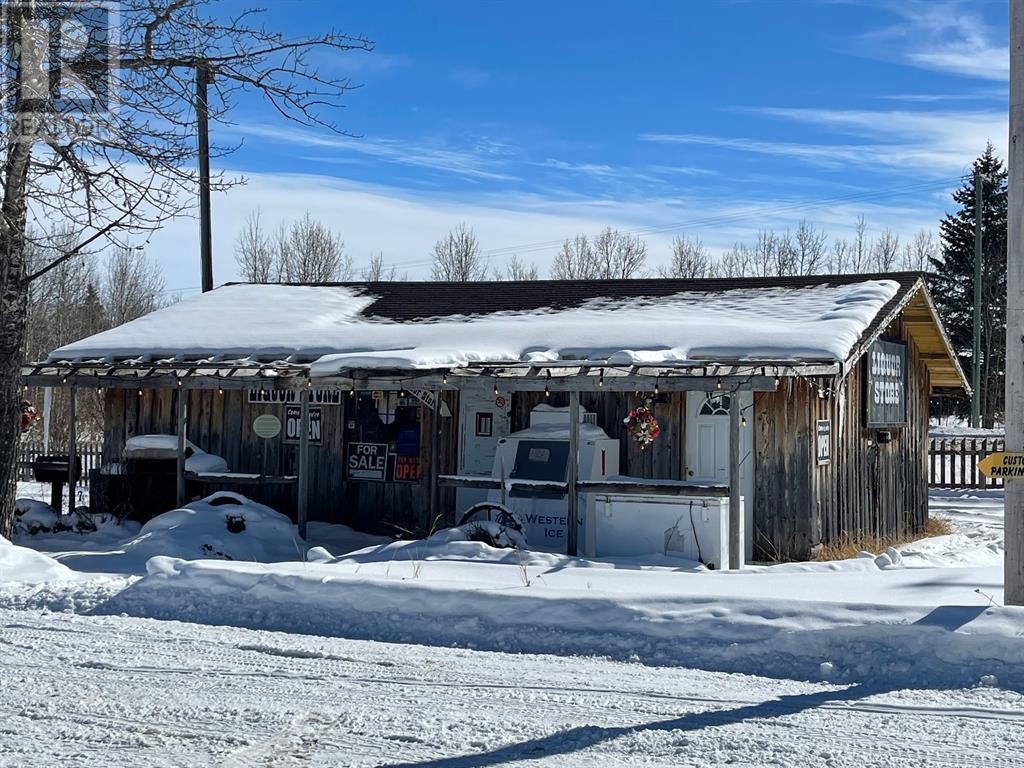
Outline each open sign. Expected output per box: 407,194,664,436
284,406,322,445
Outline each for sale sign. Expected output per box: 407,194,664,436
347,443,388,481
865,339,907,427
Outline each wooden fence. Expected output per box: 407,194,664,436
16,440,104,487
928,436,1004,489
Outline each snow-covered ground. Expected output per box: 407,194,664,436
3,488,1024,764
2,607,1023,768
3,486,1020,688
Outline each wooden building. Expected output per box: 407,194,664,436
24,272,967,563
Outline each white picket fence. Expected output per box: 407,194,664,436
927,436,1004,489
16,440,104,486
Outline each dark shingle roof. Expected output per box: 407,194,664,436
230,271,924,326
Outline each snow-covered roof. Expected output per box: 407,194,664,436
47,277,909,374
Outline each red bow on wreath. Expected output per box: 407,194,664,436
624,398,661,450
20,400,37,433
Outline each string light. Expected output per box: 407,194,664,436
218,387,224,396
741,415,748,428
137,388,143,396
598,369,604,387
654,378,660,396
494,381,500,397
442,372,448,385
176,378,183,387
349,385,356,396
715,377,722,390
544,384,550,398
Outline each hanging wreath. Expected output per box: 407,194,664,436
624,397,660,449
20,400,37,434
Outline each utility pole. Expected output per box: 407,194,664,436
196,60,214,293
972,168,983,428
1006,0,1024,606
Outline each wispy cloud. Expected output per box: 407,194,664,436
643,107,1006,176
148,167,955,290
241,124,520,182
863,0,1007,81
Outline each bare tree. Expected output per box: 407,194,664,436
872,229,900,271
279,212,352,282
0,2,373,533
24,230,108,444
234,210,352,282
103,247,167,327
793,220,827,275
499,255,539,280
851,216,872,272
362,252,402,281
592,227,648,278
901,229,938,272
431,223,487,281
716,244,754,277
551,235,598,279
234,209,274,283
660,235,713,278
828,238,851,274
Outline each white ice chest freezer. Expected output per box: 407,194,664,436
487,405,743,568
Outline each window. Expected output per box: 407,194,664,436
699,393,732,417
344,392,422,483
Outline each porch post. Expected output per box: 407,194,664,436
297,385,310,540
176,386,188,507
67,385,77,511
728,389,742,569
567,390,580,557
42,385,52,454
428,391,440,527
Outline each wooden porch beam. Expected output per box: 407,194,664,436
437,475,731,498
176,386,188,507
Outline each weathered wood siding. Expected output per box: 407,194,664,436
101,388,459,532
753,315,930,560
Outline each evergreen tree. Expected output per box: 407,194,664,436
928,144,1007,427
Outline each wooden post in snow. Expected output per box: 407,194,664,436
1006,0,1024,605
567,390,580,557
297,384,310,540
728,390,742,570
176,386,188,507
67,385,77,511
428,391,440,527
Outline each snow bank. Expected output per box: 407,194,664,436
104,553,1024,691
13,498,61,535
37,492,305,574
48,280,899,370
305,521,390,557
0,535,76,584
92,491,1024,690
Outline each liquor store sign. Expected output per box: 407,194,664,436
865,339,906,427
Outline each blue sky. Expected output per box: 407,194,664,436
151,0,1009,291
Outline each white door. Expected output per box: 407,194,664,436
686,391,755,561
686,392,732,483
456,380,512,511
